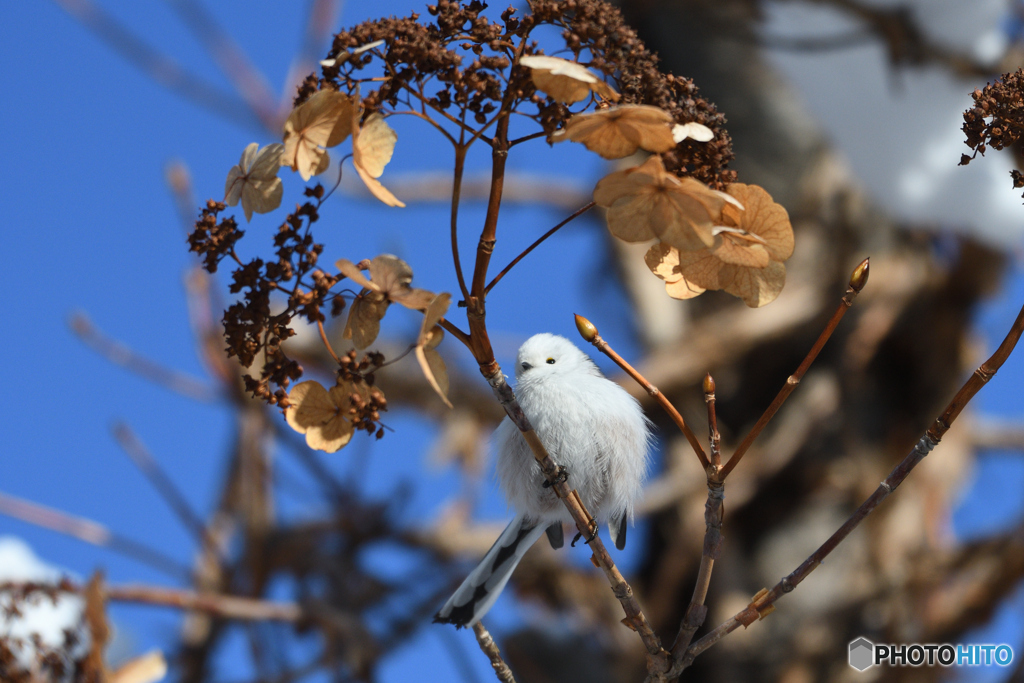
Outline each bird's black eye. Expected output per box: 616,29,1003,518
546,358,556,364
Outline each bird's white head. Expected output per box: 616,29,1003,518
514,333,601,381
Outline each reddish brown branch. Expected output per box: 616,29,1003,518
472,621,517,683
484,202,595,295
481,369,669,676
671,285,1024,678
452,144,471,301
574,314,709,470
720,258,869,479
668,374,724,662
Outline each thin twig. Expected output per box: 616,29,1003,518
452,144,471,300
472,621,517,683
719,258,869,479
671,283,1024,678
574,314,709,470
484,202,595,295
164,0,281,129
668,375,723,662
111,422,209,541
317,318,342,365
0,491,190,580
69,311,217,402
52,0,255,127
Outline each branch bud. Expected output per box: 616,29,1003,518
703,373,715,395
849,258,870,293
574,313,598,342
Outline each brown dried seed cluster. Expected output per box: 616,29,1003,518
223,192,330,405
187,200,243,273
200,0,739,414
962,68,1024,198
525,0,735,187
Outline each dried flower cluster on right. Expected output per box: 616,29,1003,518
526,55,795,308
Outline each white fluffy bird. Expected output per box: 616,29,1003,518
434,333,651,628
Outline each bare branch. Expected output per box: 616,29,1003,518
472,621,517,683
0,491,190,580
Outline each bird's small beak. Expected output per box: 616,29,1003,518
521,362,532,371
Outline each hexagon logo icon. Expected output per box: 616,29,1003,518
849,638,874,671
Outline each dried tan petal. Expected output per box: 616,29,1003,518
645,242,682,283
356,165,406,207
672,122,715,143
353,114,397,178
281,90,353,181
338,255,430,311
596,156,721,250
285,381,335,433
351,107,404,207
304,413,354,453
665,277,706,300
111,651,167,683
415,294,453,408
419,293,451,343
225,143,284,221
645,243,705,300
678,249,727,294
369,255,432,309
723,183,794,262
722,260,787,307
710,227,771,268
336,258,379,292
563,105,674,159
343,291,388,349
520,55,618,104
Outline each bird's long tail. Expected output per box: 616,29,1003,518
434,514,546,628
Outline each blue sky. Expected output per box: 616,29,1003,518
3,1,1024,681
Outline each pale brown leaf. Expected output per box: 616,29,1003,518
519,55,619,104
224,143,284,221
415,293,452,408
352,107,404,207
353,114,397,178
281,90,354,181
562,105,674,159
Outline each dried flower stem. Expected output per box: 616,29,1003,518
668,375,724,663
720,258,870,479
671,285,1024,678
0,491,190,580
574,314,709,470
484,201,596,295
472,621,517,683
452,143,471,300
317,318,342,365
